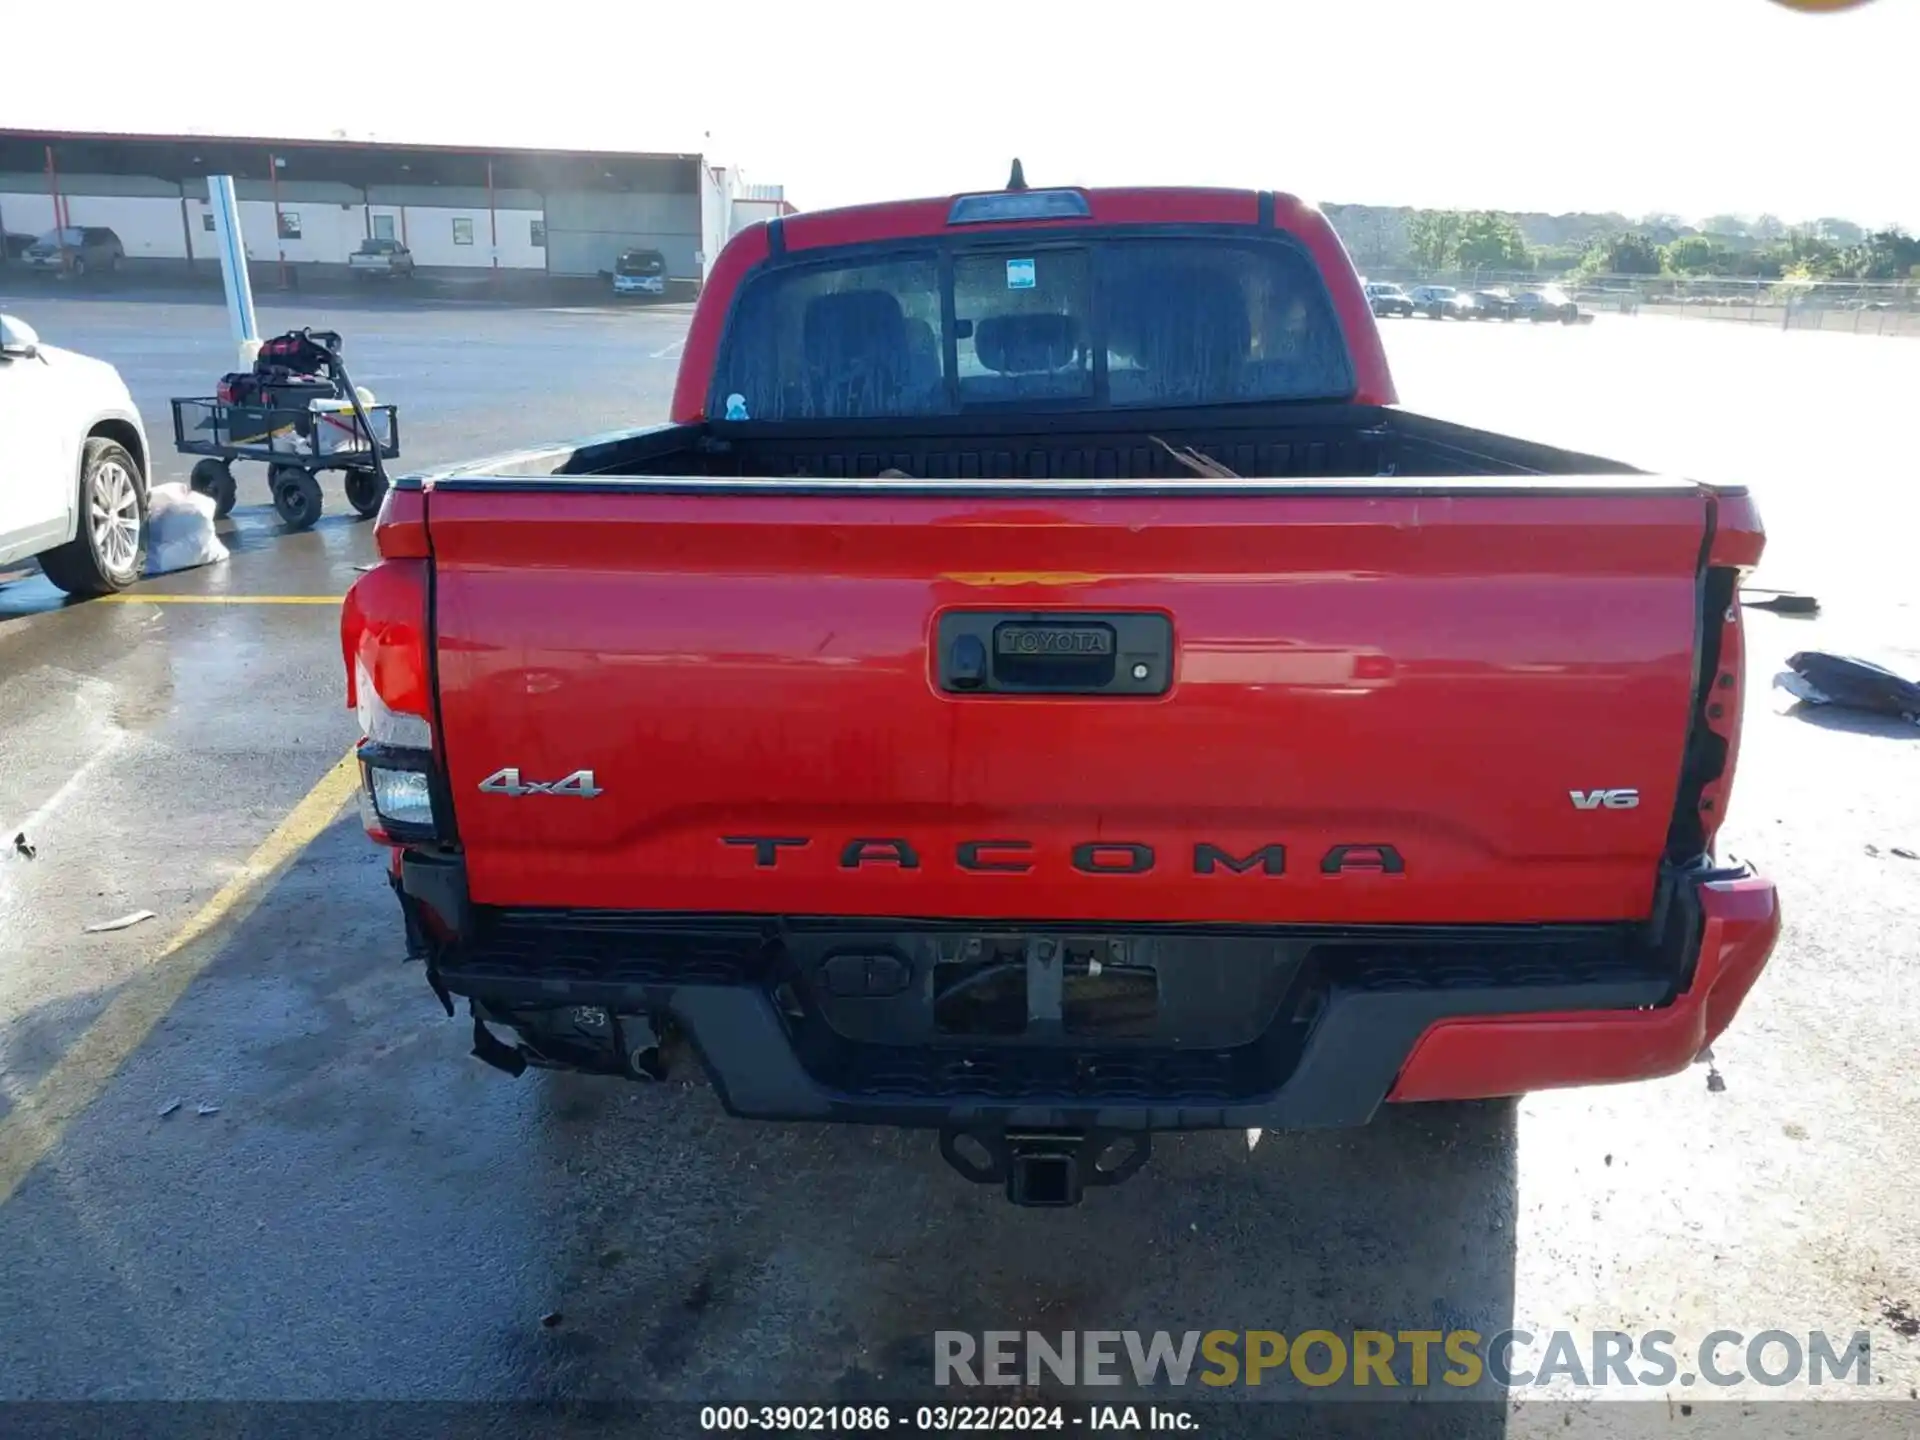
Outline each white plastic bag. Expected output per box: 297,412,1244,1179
144,482,230,577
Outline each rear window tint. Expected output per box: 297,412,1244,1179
710,233,1352,421
954,248,1093,406
712,253,946,421
1102,240,1352,407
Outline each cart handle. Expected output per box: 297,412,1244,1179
328,353,390,491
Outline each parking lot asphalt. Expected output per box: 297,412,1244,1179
0,293,1916,1415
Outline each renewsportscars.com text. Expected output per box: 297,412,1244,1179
934,1329,1872,1389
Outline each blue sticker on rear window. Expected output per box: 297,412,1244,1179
1006,258,1036,290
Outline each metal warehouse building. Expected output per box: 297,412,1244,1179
0,129,791,287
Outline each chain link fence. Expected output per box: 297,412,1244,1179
1359,266,1920,336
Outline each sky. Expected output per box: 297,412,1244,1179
5,0,1916,228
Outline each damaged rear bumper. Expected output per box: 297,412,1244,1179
393,852,1779,1133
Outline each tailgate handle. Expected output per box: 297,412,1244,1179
936,613,1172,696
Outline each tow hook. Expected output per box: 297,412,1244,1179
618,1013,670,1081
938,1127,1152,1207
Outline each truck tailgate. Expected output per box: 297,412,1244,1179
425,479,1717,925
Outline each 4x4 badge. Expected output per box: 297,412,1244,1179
478,767,603,798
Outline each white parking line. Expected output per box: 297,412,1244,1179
649,339,686,360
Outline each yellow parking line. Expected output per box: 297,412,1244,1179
89,595,342,605
0,749,362,1207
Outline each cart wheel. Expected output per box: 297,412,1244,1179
271,467,324,531
189,458,238,520
344,470,388,519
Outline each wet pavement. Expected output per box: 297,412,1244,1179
0,295,1916,1414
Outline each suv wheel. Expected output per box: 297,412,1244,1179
38,438,147,595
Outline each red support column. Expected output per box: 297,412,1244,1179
268,151,288,289
487,158,499,289
180,187,196,273
45,145,70,273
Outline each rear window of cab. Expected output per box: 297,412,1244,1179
709,235,1355,421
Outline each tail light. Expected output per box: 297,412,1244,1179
1668,491,1765,863
342,556,441,844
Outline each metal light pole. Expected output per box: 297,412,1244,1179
206,174,261,367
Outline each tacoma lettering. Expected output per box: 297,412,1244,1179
722,835,810,867
1321,844,1407,875
840,838,920,869
1194,843,1287,876
956,840,1035,873
1073,842,1155,874
721,836,1392,875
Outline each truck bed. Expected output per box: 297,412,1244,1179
442,405,1641,488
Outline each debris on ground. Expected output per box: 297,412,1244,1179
84,909,157,933
195,1103,220,1117
1775,651,1920,725
11,832,34,859
1893,847,1918,861
143,483,230,576
1699,1042,1728,1091
541,1311,564,1329
1740,587,1820,616
158,1098,182,1118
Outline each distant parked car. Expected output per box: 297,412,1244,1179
1513,286,1583,324
22,227,125,277
349,238,416,279
1364,281,1415,317
1407,284,1458,318
612,247,669,298
1467,288,1518,321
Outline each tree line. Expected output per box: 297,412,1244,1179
1585,227,1920,282
1333,206,1920,283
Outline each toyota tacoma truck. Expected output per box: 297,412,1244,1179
342,177,1780,1207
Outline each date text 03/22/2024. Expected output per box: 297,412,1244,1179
698,1404,1198,1433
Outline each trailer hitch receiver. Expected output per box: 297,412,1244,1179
938,1128,1151,1207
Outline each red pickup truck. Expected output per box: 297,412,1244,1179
342,178,1780,1207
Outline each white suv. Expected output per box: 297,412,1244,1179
0,314,150,594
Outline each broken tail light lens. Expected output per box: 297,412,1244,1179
355,656,431,749
342,558,441,843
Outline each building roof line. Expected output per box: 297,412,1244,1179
0,126,702,164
